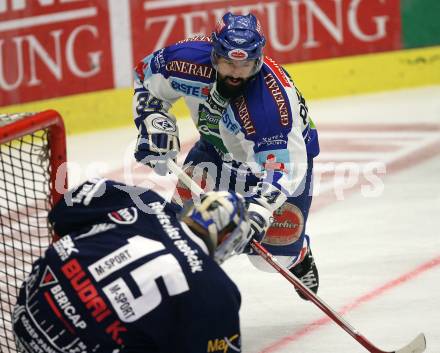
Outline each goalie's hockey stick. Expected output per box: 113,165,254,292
167,159,426,353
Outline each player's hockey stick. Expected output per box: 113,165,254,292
166,159,426,353
250,239,426,353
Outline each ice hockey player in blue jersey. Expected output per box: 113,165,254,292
13,178,251,353
133,12,319,299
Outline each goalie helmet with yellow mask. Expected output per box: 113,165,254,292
180,191,251,264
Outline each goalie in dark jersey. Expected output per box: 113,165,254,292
13,178,251,353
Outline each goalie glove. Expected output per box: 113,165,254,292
135,112,180,176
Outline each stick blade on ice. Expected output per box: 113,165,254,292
394,333,426,353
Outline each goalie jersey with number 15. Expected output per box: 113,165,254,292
13,179,249,353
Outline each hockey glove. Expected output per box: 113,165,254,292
135,112,180,176
243,202,273,253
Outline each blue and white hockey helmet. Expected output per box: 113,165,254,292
211,12,266,71
181,191,251,264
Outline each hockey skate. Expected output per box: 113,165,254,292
289,248,319,300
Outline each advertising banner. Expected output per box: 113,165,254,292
0,0,113,105
0,0,419,107
131,0,401,64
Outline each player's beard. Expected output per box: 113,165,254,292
216,75,248,100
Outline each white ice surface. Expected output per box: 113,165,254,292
66,86,440,353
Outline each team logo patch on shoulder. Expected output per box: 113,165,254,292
108,207,138,225
152,116,176,132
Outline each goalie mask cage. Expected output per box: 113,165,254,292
0,110,67,353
